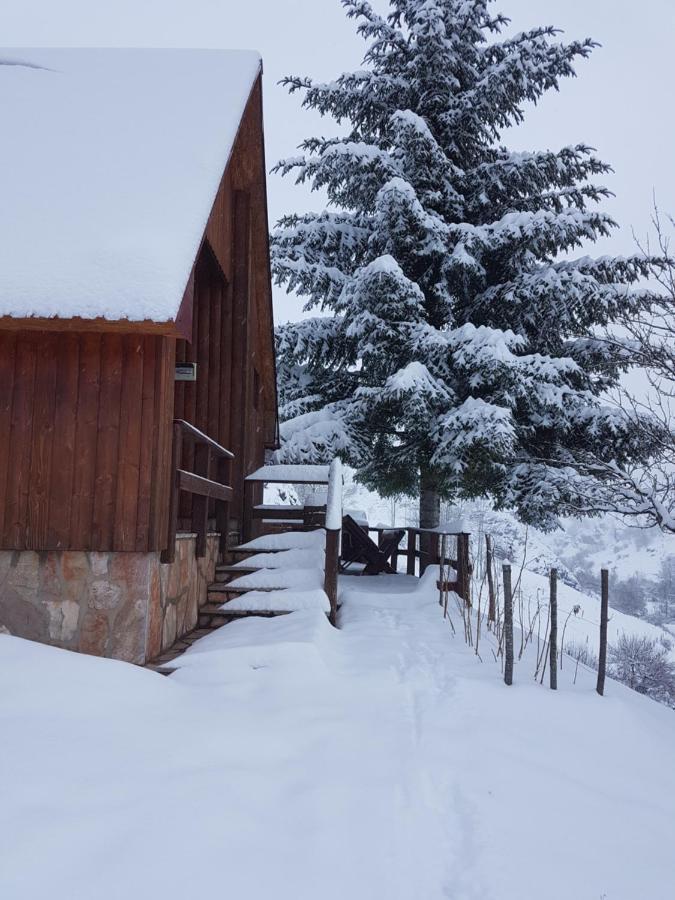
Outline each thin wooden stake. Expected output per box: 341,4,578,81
486,534,496,624
549,568,558,690
503,564,514,686
597,569,609,696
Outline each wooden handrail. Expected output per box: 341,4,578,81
174,419,234,459
161,420,234,564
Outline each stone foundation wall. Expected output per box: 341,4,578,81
146,534,219,660
0,534,219,664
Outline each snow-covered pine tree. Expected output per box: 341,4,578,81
272,0,660,531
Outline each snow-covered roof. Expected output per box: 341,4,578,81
245,464,331,484
0,48,261,324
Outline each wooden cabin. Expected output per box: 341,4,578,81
0,49,278,663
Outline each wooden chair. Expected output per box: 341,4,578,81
340,515,404,575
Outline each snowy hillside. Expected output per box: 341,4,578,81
2,571,675,900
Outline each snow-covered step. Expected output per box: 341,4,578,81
229,548,323,570
225,567,325,592
218,588,331,614
229,529,326,554
213,565,258,582
197,603,284,628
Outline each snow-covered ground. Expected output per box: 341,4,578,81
2,571,675,899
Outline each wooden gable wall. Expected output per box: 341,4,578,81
173,74,277,526
0,74,275,553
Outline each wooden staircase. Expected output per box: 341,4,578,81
146,461,342,674
147,530,330,673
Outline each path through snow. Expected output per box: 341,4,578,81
2,571,675,899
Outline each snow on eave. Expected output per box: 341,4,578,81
0,48,262,324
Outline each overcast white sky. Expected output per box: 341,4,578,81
5,0,674,322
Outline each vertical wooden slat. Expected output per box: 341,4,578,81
48,334,80,548
181,281,200,522
230,190,251,520
208,262,223,519
191,444,211,558
70,333,102,548
91,334,123,549
151,336,175,551
219,279,233,451
160,421,182,564
174,337,186,419
113,336,144,550
26,334,59,549
160,339,176,546
3,335,37,547
208,265,222,450
196,265,211,433
0,332,17,538
136,336,157,551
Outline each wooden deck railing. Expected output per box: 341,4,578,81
403,527,471,601
161,419,234,565
324,458,343,626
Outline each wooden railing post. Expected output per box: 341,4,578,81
325,528,340,626
242,478,255,543
215,456,231,560
160,422,183,564
430,532,440,570
324,459,342,627
192,445,211,558
406,528,416,575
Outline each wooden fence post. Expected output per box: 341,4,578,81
457,533,471,604
549,568,558,690
406,528,416,576
486,534,496,623
597,569,609,696
503,564,514,686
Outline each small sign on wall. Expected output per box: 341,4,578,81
175,362,197,382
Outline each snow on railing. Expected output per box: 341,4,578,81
324,458,343,626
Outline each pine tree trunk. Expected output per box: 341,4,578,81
418,464,440,574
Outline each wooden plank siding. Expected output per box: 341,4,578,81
0,331,173,552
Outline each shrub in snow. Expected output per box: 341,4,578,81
564,640,598,673
272,0,660,531
608,634,675,708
